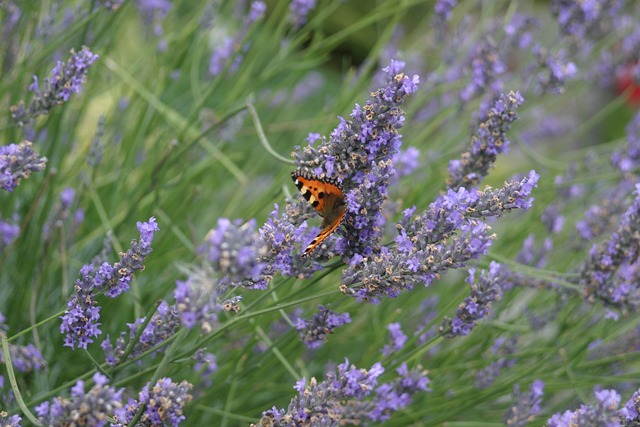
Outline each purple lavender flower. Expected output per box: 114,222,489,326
503,380,544,426
612,111,640,178
289,0,316,28
295,305,351,349
341,172,538,303
114,378,192,427
0,412,20,427
459,41,507,102
294,60,419,259
579,183,640,313
173,268,243,333
440,261,504,337
447,91,525,189
475,337,518,389
42,187,84,243
533,45,578,95
86,114,106,167
0,343,45,373
541,205,565,234
201,218,268,290
255,359,429,426
35,372,124,427
0,215,20,251
0,141,47,192
392,146,420,180
551,0,623,52
193,349,217,387
546,388,621,426
575,181,632,241
101,300,180,366
434,0,457,21
11,47,99,126
60,217,159,350
516,234,553,269
381,322,407,356
208,1,266,77
621,387,640,423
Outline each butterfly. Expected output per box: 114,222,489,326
291,170,347,256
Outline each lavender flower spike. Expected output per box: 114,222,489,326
546,388,621,426
448,91,525,190
60,217,159,350
295,305,351,349
579,183,640,313
503,380,544,426
440,261,504,338
0,141,47,192
11,47,99,126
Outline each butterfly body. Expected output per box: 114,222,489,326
291,170,346,256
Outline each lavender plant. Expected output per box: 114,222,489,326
3,1,640,426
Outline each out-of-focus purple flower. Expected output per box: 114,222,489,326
86,114,106,167
440,261,504,337
201,218,268,290
459,41,506,102
11,47,99,126
434,0,457,21
0,343,45,374
579,183,640,313
612,111,640,178
0,215,20,250
516,234,553,268
392,146,420,180
533,45,578,95
256,359,429,425
475,337,518,389
35,372,124,427
448,91,525,189
381,322,407,356
193,349,217,387
621,387,640,423
114,378,192,427
101,300,180,366
295,305,351,349
546,387,621,426
0,141,47,192
42,187,84,243
541,205,565,234
209,1,266,76
504,380,544,426
60,217,159,350
290,0,316,29
294,60,420,259
174,267,243,334
0,411,20,427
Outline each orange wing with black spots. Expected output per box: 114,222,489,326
291,170,347,256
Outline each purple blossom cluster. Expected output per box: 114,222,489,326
579,183,640,313
448,91,525,189
209,1,266,76
135,0,171,51
550,0,623,51
474,337,518,389
0,141,47,192
295,305,351,349
193,349,217,387
533,45,578,94
0,343,45,374
0,214,20,251
293,60,420,259
381,322,407,356
101,300,180,366
173,269,243,333
440,261,504,337
612,112,640,178
289,0,316,29
11,47,99,126
341,171,538,302
0,412,20,427
35,372,124,427
255,359,429,425
60,217,159,349
113,378,192,427
42,187,84,243
200,218,268,290
547,388,621,426
503,380,544,426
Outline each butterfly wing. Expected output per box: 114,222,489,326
291,170,347,256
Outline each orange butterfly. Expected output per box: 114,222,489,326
291,170,347,256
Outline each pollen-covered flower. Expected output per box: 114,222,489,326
255,359,429,426
60,217,159,350
0,141,47,192
35,372,124,427
114,378,192,427
546,387,621,426
295,305,351,349
447,91,525,189
11,47,98,126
